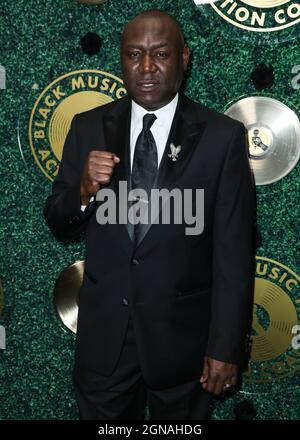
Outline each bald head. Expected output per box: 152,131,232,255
121,9,186,51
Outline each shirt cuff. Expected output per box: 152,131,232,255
80,196,95,212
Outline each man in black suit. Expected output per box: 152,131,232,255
44,9,255,420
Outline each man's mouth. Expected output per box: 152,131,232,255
136,80,160,92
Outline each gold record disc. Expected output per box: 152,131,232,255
54,261,85,334
225,97,300,185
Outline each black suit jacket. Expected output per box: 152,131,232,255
44,92,255,389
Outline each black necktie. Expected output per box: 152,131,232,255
131,113,158,243
131,113,158,193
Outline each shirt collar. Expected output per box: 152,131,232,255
131,93,179,127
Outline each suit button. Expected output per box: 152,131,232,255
122,298,129,306
69,215,80,225
132,258,139,265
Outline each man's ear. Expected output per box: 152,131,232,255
182,44,190,71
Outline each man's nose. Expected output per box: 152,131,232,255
139,55,156,73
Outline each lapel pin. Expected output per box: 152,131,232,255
168,143,181,162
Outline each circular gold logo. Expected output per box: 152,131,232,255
244,257,300,383
202,0,300,32
29,70,126,181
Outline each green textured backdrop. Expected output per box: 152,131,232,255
0,0,299,420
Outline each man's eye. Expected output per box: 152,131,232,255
129,52,139,58
156,52,168,59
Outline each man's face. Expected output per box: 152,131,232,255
121,16,190,111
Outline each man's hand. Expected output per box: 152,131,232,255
80,151,120,205
200,356,238,395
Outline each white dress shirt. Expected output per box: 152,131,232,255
130,93,178,170
81,93,179,211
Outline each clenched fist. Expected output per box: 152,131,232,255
80,151,120,205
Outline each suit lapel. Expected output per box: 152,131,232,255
135,93,207,247
102,99,131,187
102,98,135,256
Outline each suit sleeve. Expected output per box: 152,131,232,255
205,121,256,365
43,114,95,242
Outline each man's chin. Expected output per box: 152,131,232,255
132,93,173,111
132,94,161,111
